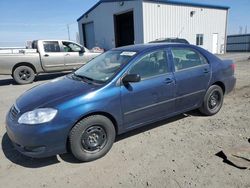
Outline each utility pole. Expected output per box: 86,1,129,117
239,26,243,34
76,32,80,43
67,24,70,40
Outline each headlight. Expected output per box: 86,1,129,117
18,108,58,125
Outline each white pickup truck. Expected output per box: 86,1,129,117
0,40,101,84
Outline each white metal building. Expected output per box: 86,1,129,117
77,0,229,54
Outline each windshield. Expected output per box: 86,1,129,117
74,50,136,83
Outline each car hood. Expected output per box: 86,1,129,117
16,75,100,112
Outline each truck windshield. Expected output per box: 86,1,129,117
74,50,136,84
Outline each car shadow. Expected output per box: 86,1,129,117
59,113,190,164
0,72,69,86
1,133,60,168
2,111,197,167
0,77,16,86
115,114,187,142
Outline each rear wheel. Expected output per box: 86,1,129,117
13,66,35,84
69,115,116,162
199,85,224,116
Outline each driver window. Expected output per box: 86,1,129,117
62,41,82,52
129,50,168,79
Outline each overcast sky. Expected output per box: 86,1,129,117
0,0,249,47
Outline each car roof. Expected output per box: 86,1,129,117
156,37,186,40
113,43,193,53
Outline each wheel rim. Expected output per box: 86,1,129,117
81,126,107,153
208,90,221,110
18,69,32,81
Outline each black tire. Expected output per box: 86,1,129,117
69,115,116,162
13,66,35,84
199,85,224,116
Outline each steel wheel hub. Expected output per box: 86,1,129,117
81,126,107,152
209,91,220,109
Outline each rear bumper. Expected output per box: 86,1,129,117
224,75,236,94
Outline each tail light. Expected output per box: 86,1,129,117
231,63,236,72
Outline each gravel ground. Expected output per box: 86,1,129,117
0,53,249,188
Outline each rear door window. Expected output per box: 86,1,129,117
43,41,61,53
171,48,208,71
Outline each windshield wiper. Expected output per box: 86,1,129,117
72,73,94,83
72,73,106,84
73,73,94,81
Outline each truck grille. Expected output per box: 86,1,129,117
10,104,20,120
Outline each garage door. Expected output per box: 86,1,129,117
83,22,95,49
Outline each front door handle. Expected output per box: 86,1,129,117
44,54,49,57
164,78,174,84
65,54,70,56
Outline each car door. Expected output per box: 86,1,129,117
170,47,211,112
40,41,65,71
121,49,176,129
62,41,88,70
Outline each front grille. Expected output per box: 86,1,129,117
9,104,20,120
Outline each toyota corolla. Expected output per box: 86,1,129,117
6,43,236,162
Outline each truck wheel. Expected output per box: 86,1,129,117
199,85,224,116
69,115,116,162
13,66,35,84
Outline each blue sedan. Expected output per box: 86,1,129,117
6,43,236,161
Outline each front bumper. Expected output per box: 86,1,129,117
5,111,68,158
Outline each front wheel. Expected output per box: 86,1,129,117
69,115,116,162
199,85,224,116
13,66,35,84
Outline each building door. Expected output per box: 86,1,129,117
212,33,218,54
83,22,95,49
114,11,135,47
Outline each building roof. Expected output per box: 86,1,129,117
77,0,230,21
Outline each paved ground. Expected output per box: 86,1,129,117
0,53,250,188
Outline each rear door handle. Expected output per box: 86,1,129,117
203,68,210,74
164,78,174,84
44,54,49,57
65,54,70,56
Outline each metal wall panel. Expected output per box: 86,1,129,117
78,0,143,50
142,2,228,54
78,1,228,53
227,35,250,52
227,44,250,52
227,35,250,44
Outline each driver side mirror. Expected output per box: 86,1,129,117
122,74,141,83
79,47,85,53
